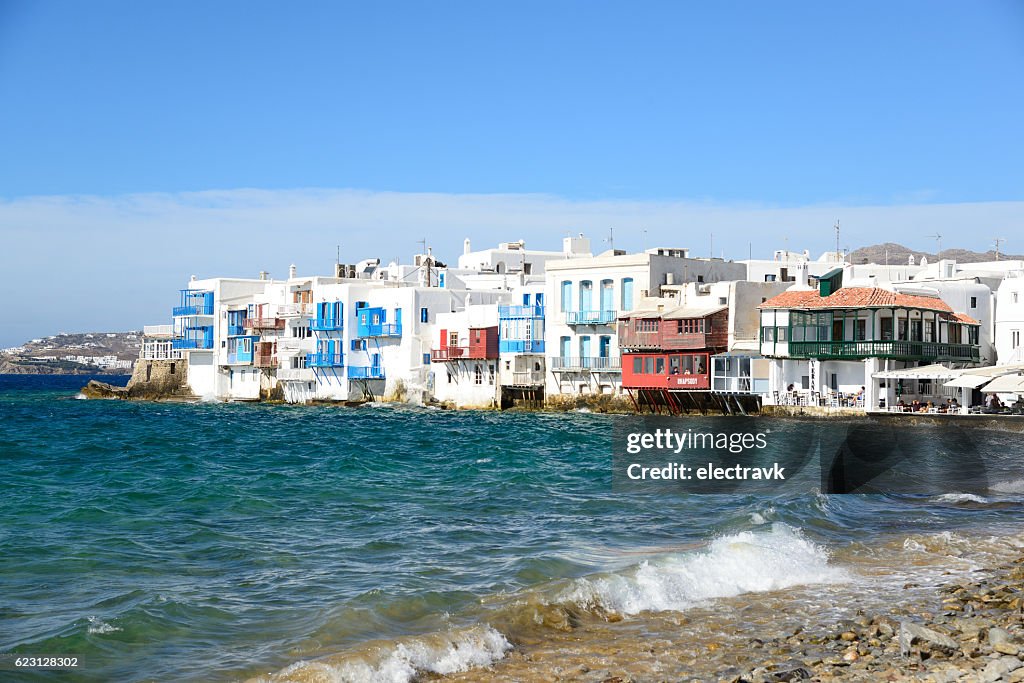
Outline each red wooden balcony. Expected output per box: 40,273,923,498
245,317,286,331
430,345,497,362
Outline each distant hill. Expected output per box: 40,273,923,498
848,242,1023,266
0,331,140,375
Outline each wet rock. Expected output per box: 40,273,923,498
990,628,1014,646
80,379,126,399
982,658,1010,682
899,621,960,655
770,665,811,681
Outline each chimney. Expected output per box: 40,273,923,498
464,238,471,255
289,264,297,279
259,271,268,281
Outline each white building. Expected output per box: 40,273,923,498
544,242,747,397
429,303,501,409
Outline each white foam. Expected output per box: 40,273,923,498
933,493,988,504
991,478,1024,494
557,523,847,615
475,457,493,464
74,392,88,400
267,625,510,683
86,616,121,634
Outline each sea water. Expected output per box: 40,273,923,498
2,375,1023,682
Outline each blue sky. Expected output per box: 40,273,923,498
1,1,1022,345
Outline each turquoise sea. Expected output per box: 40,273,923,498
3,375,1024,682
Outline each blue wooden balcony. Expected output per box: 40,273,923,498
172,324,214,350
566,310,617,325
499,304,546,319
310,318,344,331
306,352,345,368
347,366,386,379
357,323,402,338
173,289,214,316
499,339,545,353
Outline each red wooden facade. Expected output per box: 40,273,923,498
432,326,500,362
618,306,727,392
617,307,729,352
621,352,711,390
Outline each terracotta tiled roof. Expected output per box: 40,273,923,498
759,287,953,313
946,312,979,325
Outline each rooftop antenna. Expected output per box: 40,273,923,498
604,227,614,251
642,228,647,251
994,237,1006,261
417,237,427,255
834,220,841,261
927,232,942,257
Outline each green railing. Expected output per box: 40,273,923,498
787,340,979,361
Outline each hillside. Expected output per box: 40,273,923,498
848,242,1023,266
1,331,141,375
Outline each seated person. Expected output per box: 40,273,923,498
896,398,906,411
989,395,1003,411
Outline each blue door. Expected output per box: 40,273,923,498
601,280,614,312
580,336,591,367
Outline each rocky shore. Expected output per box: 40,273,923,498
435,544,1024,683
715,555,1024,683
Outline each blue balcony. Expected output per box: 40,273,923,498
311,318,344,332
347,366,386,380
172,321,214,350
359,323,402,338
306,352,345,368
172,336,214,350
499,304,546,319
312,301,344,331
226,335,257,364
356,307,402,338
499,339,546,353
566,310,617,325
227,310,248,336
173,289,214,317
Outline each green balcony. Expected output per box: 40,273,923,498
787,340,979,362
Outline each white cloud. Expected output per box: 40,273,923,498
1,187,1021,346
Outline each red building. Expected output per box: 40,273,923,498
618,305,729,410
431,326,500,362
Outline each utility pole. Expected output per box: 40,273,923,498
994,237,1006,261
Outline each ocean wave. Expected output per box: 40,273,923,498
255,625,510,683
553,523,846,616
932,493,989,504
86,616,121,635
991,478,1024,495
